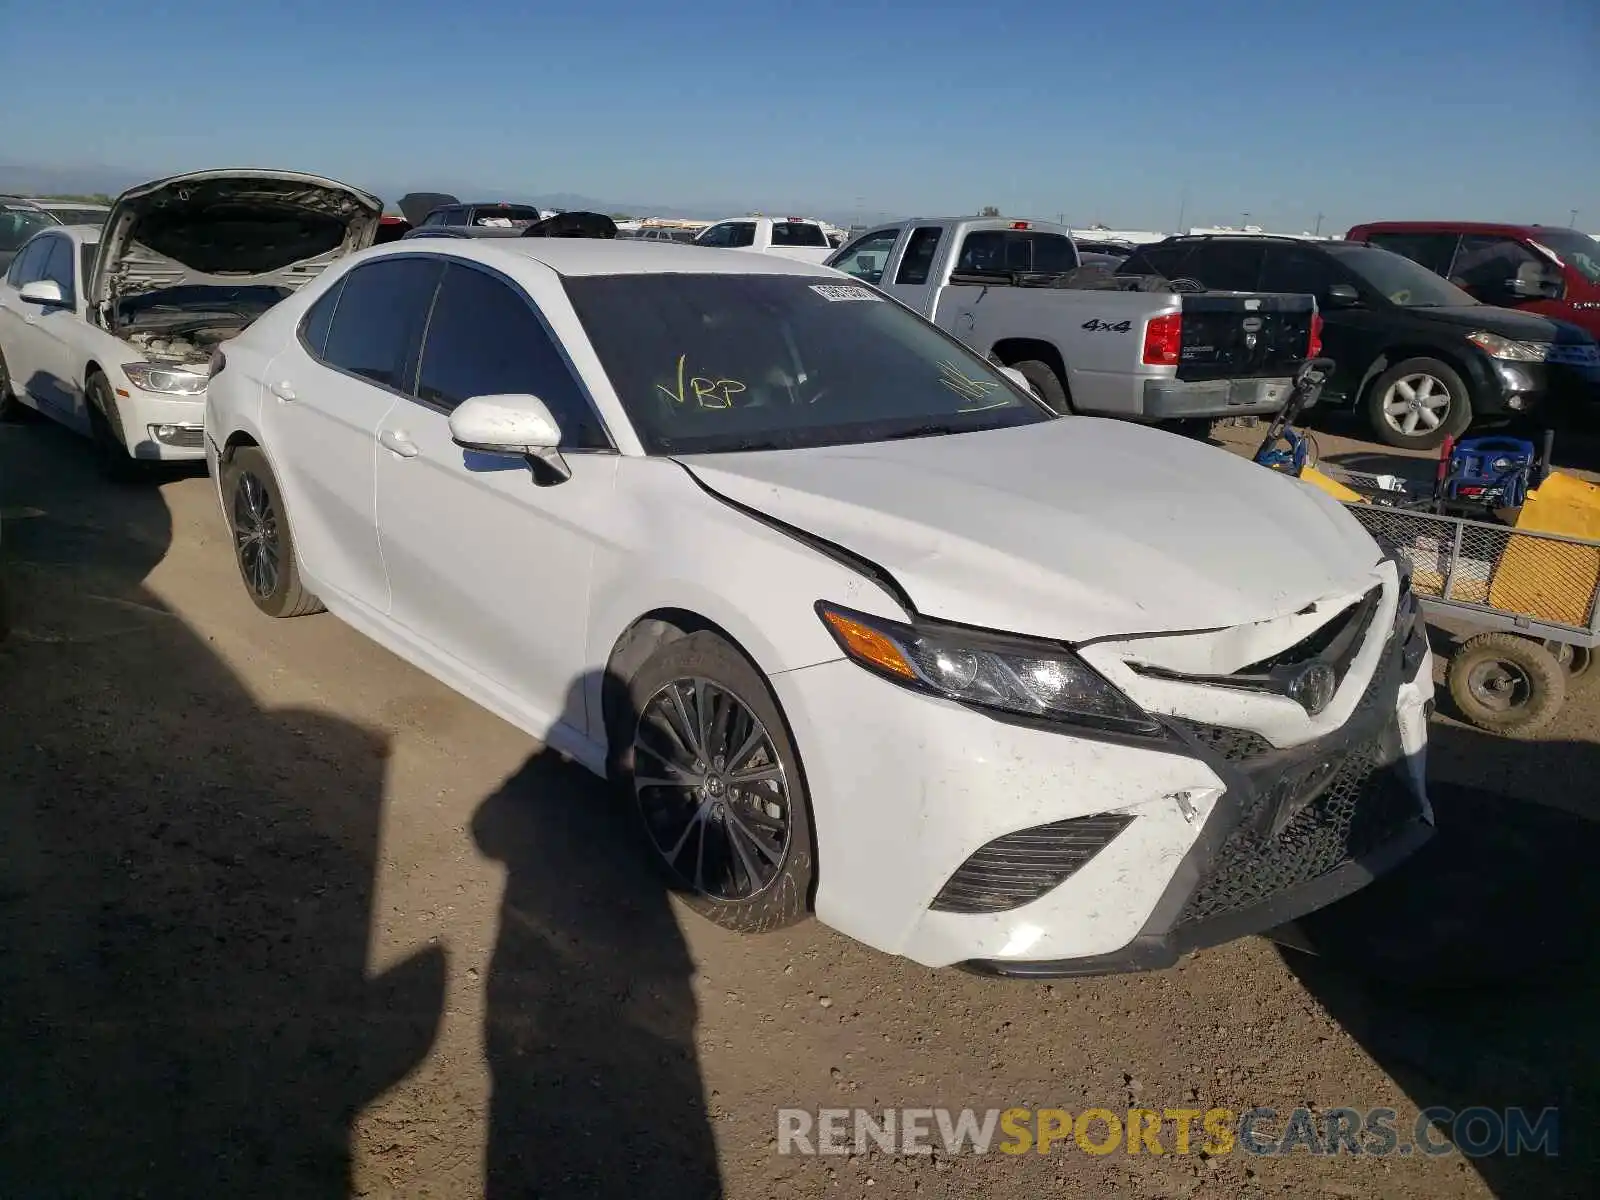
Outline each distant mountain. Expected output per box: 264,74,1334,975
0,163,901,227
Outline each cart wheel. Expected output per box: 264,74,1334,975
1543,640,1594,681
1448,633,1566,736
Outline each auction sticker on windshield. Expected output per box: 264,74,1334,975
810,284,883,302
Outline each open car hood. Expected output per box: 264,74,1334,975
90,169,383,312
397,192,459,227
678,419,1384,643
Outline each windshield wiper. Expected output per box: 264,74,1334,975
879,423,969,441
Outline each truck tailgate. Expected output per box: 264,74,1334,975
1177,293,1314,381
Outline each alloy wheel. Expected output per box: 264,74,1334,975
1381,373,1452,437
233,471,281,598
632,676,792,901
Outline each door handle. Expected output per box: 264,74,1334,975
379,428,419,458
269,380,296,401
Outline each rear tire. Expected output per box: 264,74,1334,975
221,445,325,618
1008,359,1072,414
1447,633,1564,736
614,630,815,933
1365,357,1472,450
86,372,147,484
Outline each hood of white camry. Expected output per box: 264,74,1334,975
679,418,1383,642
91,169,383,314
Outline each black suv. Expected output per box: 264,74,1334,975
1119,235,1600,449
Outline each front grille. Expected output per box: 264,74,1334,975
1173,725,1421,928
1170,720,1275,763
931,813,1135,914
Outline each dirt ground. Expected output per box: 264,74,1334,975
2,414,1597,1200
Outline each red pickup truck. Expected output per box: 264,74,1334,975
1345,221,1600,339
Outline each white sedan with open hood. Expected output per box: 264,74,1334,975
0,169,380,478
204,238,1436,976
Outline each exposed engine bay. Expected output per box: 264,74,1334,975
124,323,245,368
114,285,288,367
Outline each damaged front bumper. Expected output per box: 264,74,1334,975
962,600,1434,978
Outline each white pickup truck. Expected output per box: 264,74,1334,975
827,217,1321,421
693,216,835,264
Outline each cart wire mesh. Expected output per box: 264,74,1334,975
1344,504,1600,636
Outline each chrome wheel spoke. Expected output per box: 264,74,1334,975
634,674,793,902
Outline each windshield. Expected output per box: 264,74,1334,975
44,208,109,227
1327,243,1477,307
564,273,1052,455
1529,230,1600,285
0,208,60,252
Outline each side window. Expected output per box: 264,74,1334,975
724,223,756,248
7,237,51,287
696,224,731,247
415,263,607,448
895,227,943,285
1181,242,1265,292
318,257,444,390
421,210,445,227
1259,246,1338,302
299,275,347,357
1363,232,1460,278
1449,235,1543,297
831,229,900,284
441,208,469,227
41,237,75,305
1119,243,1191,278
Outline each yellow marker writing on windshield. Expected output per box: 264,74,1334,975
658,353,748,409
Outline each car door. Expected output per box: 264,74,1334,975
19,235,88,423
265,254,444,614
879,225,947,312
0,235,77,416
0,237,53,403
373,258,617,736
1258,244,1384,404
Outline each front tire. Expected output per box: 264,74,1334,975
1365,357,1472,450
86,371,147,483
221,445,324,618
0,349,28,422
616,631,815,933
1447,632,1565,736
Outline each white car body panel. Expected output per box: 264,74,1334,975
204,238,1434,975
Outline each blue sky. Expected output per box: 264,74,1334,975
3,0,1596,231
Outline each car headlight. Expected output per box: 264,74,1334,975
816,602,1164,738
1466,331,1549,363
122,362,208,395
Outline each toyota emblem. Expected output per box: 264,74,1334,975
1287,663,1337,716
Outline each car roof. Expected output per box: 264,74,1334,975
1348,220,1573,237
361,237,837,278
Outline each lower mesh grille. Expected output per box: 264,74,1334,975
931,814,1135,914
1174,724,1421,928
1171,720,1275,762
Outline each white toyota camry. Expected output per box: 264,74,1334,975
204,237,1435,977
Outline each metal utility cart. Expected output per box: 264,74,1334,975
1339,501,1599,735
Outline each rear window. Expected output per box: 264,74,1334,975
955,230,1078,274
470,206,542,228
771,221,829,248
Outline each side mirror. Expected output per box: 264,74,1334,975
997,366,1035,394
19,279,67,306
1506,274,1562,300
448,393,570,483
1325,283,1361,308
